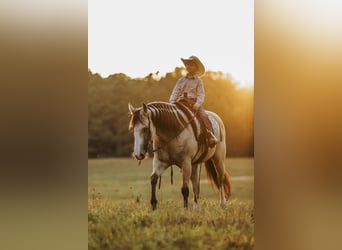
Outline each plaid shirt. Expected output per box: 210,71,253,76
169,75,205,106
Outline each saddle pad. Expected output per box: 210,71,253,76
208,114,220,141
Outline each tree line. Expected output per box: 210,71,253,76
88,68,253,158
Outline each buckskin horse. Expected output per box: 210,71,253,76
128,101,231,210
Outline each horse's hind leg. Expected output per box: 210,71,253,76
181,185,189,209
191,164,199,209
212,156,229,207
180,161,191,209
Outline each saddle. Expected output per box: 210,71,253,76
174,101,220,143
175,101,221,164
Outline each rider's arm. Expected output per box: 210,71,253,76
195,78,205,107
169,78,184,103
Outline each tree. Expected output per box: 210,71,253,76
88,69,254,158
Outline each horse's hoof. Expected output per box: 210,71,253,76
151,199,158,210
220,203,227,208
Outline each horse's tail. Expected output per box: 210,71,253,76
204,159,231,200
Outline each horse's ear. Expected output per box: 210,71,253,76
128,102,135,114
143,103,148,113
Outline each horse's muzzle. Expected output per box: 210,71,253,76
133,152,146,161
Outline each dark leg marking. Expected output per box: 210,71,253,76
181,186,189,208
151,174,158,210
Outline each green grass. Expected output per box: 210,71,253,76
89,157,254,250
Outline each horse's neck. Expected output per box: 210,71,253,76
150,120,193,147
148,104,191,144
149,122,168,144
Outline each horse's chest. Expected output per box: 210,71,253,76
156,151,182,164
156,146,192,165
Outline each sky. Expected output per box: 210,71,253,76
88,0,254,88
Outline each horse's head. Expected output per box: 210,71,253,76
128,103,150,161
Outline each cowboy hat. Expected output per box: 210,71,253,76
181,56,205,76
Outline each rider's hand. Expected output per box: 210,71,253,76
193,103,200,111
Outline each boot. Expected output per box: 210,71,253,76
207,130,218,148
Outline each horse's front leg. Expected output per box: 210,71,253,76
150,173,158,210
150,158,167,210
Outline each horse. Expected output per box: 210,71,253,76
128,101,231,210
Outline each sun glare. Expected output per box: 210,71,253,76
88,0,253,87
238,81,254,89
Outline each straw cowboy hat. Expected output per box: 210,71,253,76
181,56,205,76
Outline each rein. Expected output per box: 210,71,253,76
158,165,173,189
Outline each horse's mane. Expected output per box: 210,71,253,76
147,102,187,138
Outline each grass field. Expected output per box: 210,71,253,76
88,157,254,250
